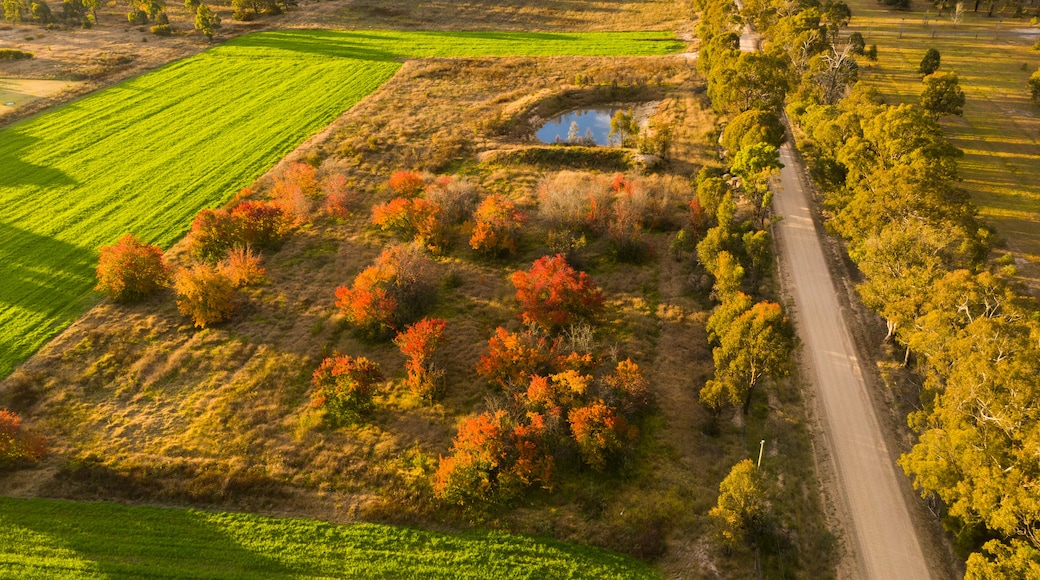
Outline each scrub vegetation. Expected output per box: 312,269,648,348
0,29,682,378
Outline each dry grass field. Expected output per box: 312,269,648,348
844,0,1040,292
0,53,833,577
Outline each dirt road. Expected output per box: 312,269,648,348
771,143,933,579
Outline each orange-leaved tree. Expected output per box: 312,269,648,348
0,409,47,468
173,263,236,328
393,317,447,398
469,194,526,256
372,197,446,252
476,326,561,390
95,233,170,302
388,170,427,198
511,254,604,329
568,400,636,471
433,410,553,505
311,355,383,424
334,245,434,338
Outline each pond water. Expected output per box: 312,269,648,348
536,108,622,146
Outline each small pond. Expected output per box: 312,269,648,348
536,108,622,146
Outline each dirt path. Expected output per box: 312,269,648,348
771,143,932,579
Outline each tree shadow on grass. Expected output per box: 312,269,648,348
0,221,97,376
0,128,78,190
0,497,293,579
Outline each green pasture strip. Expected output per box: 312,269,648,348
0,30,682,377
0,496,659,579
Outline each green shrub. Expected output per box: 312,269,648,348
127,7,147,23
150,23,171,35
0,49,33,60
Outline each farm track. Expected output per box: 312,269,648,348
0,29,682,378
772,143,933,579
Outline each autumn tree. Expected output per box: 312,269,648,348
568,400,636,471
469,194,526,256
311,355,383,424
477,326,560,390
371,197,446,252
0,409,47,468
709,459,764,548
394,317,447,398
433,410,553,505
95,233,170,302
335,244,434,337
387,170,427,198
700,300,793,414
189,201,293,263
173,263,236,328
511,254,604,330
920,71,965,118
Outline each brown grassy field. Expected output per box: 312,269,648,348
0,54,833,577
844,0,1040,292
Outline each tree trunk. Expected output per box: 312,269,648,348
903,344,911,367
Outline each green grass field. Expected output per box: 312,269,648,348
845,2,1040,290
0,29,683,378
0,496,659,579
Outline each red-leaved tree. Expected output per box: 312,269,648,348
311,355,384,424
95,233,170,302
334,245,434,338
393,317,447,398
469,194,526,256
511,254,604,329
189,201,293,263
0,409,47,468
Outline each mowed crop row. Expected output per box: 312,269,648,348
0,497,659,579
0,30,683,377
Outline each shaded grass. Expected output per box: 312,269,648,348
0,496,659,579
845,2,1040,290
0,29,683,378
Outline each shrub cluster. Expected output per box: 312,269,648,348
437,331,650,504
188,200,293,263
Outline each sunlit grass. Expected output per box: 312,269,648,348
0,496,659,579
0,29,683,378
